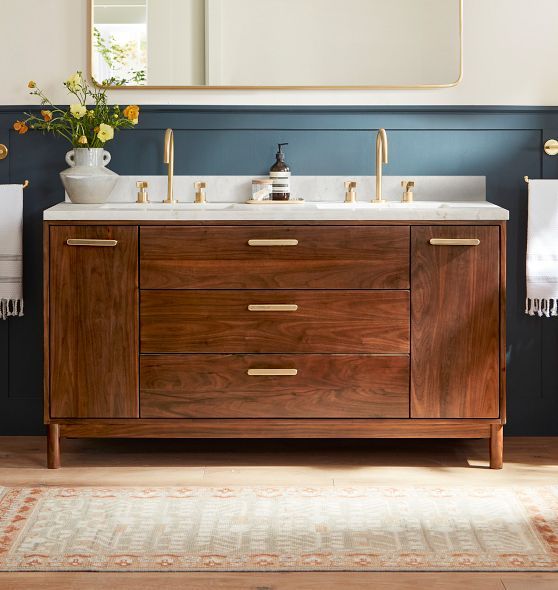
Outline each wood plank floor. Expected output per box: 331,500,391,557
0,436,557,589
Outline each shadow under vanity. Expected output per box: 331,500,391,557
42,131,508,470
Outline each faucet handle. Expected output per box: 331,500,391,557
344,180,357,203
136,180,149,204
194,181,207,204
401,180,415,203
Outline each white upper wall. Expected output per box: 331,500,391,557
0,0,556,105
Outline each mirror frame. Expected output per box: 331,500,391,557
88,0,463,90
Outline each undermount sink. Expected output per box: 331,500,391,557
314,201,489,210
100,202,235,210
98,200,490,211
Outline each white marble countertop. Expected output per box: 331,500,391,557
43,201,509,221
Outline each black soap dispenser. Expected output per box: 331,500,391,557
269,143,291,201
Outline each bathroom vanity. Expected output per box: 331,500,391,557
43,202,508,469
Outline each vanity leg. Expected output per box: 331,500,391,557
47,424,61,469
489,424,503,470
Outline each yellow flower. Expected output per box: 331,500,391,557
13,120,29,134
97,123,114,143
86,110,94,117
70,104,86,119
41,110,53,122
78,136,88,145
123,105,140,125
66,72,82,92
27,81,36,89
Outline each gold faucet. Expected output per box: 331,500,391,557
373,128,389,204
163,128,175,204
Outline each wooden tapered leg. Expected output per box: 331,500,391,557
47,424,61,469
489,424,503,470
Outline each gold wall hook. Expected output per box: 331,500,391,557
22,180,29,189
0,144,8,160
544,139,558,156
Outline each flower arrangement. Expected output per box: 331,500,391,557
13,72,140,148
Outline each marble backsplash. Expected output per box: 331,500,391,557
69,176,486,204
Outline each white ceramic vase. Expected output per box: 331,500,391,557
60,148,118,204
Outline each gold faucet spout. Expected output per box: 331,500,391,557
373,128,388,204
163,128,175,204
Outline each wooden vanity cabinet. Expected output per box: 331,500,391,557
44,221,506,470
47,226,139,421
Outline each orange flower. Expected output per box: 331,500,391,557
27,81,36,89
94,126,100,133
13,120,29,134
123,105,140,124
41,110,53,122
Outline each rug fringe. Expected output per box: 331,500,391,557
0,298,24,320
525,297,558,318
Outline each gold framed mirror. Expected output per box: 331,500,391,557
88,0,463,90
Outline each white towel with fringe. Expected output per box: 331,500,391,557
526,179,558,317
0,184,24,319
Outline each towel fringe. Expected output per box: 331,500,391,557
525,297,558,318
0,298,24,320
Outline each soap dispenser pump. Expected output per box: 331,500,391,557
270,143,291,201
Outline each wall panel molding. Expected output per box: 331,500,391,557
0,105,556,435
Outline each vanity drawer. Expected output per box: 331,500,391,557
140,226,410,289
140,354,410,419
140,290,410,353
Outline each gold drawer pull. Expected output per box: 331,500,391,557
429,238,480,246
248,304,298,312
66,239,118,247
248,239,299,247
247,369,298,376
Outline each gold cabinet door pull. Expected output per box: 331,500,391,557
66,239,118,247
429,238,480,246
248,239,299,247
247,369,298,376
248,304,298,312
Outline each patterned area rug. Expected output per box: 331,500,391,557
0,486,557,572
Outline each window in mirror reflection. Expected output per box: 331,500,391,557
93,0,148,85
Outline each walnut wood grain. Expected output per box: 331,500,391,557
49,226,139,419
140,354,410,418
140,226,410,289
58,420,493,439
47,424,60,469
490,424,504,470
411,226,500,419
140,290,410,353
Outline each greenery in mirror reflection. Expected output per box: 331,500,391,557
93,27,146,86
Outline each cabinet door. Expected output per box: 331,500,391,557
49,226,138,418
411,226,500,418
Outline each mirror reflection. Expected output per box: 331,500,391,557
91,0,462,88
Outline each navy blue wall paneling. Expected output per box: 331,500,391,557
0,105,556,435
